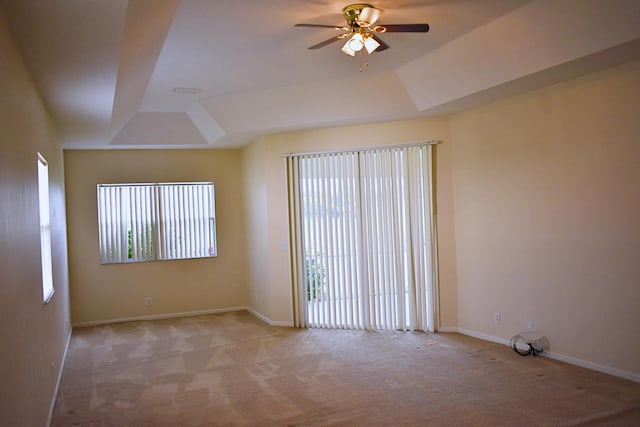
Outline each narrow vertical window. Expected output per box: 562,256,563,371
37,153,54,303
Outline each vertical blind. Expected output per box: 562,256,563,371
287,144,438,332
97,182,216,264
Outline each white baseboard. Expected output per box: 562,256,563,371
436,326,460,333
72,306,249,328
457,327,512,346
247,307,293,327
271,320,294,327
47,329,72,427
450,327,639,383
544,350,640,383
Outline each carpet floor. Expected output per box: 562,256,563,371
51,311,640,426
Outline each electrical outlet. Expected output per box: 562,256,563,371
494,312,501,324
527,320,533,329
146,297,153,305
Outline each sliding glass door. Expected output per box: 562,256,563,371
287,144,438,332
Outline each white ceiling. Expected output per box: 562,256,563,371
2,0,640,149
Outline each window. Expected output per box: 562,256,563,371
97,182,217,264
38,153,54,303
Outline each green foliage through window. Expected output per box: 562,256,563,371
306,252,326,301
127,226,153,259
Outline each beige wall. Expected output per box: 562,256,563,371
242,140,271,316
242,117,458,327
0,9,71,427
450,60,640,376
64,150,247,324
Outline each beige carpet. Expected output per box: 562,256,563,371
52,311,640,426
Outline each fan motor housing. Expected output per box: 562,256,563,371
342,3,374,27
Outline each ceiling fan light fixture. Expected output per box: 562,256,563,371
363,34,380,53
341,40,357,56
357,6,382,27
347,32,365,52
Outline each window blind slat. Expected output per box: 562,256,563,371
308,157,320,327
118,188,127,262
131,187,139,260
168,186,176,259
187,187,193,257
336,154,348,328
196,186,204,257
322,155,335,328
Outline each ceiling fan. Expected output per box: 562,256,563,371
295,3,429,69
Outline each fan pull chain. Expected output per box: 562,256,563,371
358,50,370,72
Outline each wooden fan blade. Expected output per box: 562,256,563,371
308,36,343,50
378,23,429,33
371,34,389,52
295,23,344,30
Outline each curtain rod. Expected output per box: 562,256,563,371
282,140,441,158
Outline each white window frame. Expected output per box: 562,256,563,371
37,153,55,303
97,182,217,264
